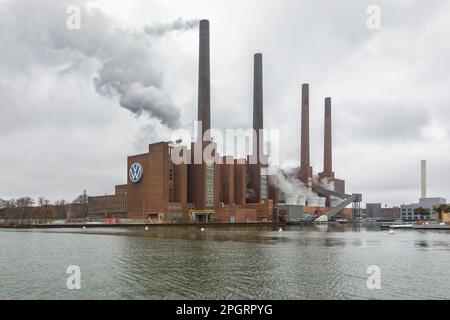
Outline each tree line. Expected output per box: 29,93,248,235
0,192,88,220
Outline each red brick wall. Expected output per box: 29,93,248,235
244,200,273,221
127,142,169,218
214,208,257,223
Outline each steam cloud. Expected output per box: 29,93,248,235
91,17,198,129
270,168,317,198
144,18,199,36
94,58,182,128
313,175,335,191
1,0,198,130
91,16,198,128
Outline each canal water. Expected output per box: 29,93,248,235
1,225,449,299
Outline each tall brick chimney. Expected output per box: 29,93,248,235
323,97,333,176
253,53,263,159
299,84,312,186
197,19,211,141
319,97,335,188
247,53,264,203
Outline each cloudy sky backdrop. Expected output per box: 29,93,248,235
0,0,449,206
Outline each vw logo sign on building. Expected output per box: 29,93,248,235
129,163,143,183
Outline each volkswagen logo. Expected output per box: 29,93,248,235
129,163,143,183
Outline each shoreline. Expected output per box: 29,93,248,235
0,221,286,230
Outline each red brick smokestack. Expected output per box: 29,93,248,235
323,97,333,175
319,97,335,181
319,97,335,206
198,20,211,141
247,53,263,203
253,53,263,160
299,84,312,186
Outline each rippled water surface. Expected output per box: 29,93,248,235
1,225,449,299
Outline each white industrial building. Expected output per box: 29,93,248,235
400,160,446,221
401,197,447,221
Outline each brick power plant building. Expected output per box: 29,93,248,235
88,20,355,223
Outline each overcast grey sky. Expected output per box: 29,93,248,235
0,0,449,206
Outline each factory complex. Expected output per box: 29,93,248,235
87,20,360,224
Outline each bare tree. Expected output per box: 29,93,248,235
6,199,17,209
54,200,66,206
16,197,35,222
72,190,88,204
0,199,6,218
3,199,14,217
71,190,89,219
38,197,51,218
1,199,17,218
54,200,67,219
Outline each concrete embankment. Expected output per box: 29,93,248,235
0,221,285,229
413,224,450,230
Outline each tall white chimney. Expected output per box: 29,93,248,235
421,160,427,198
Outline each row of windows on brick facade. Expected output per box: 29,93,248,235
94,199,127,207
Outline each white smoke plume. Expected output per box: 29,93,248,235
144,18,199,36
0,0,197,130
91,17,198,129
313,175,341,203
270,168,317,198
313,175,335,191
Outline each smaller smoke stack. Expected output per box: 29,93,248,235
323,97,332,174
421,160,427,198
299,84,311,186
253,53,263,158
300,84,310,169
198,19,211,141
